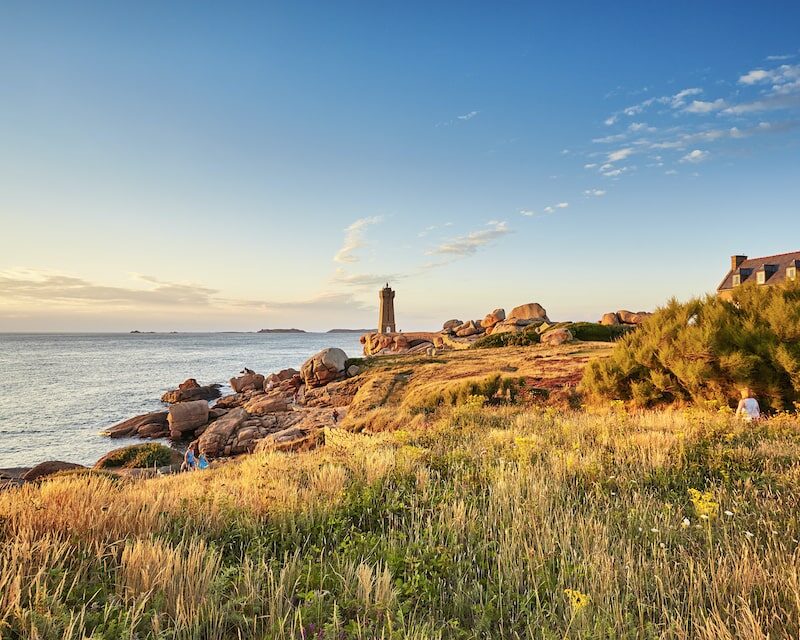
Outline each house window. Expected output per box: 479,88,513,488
732,274,741,286
757,271,766,285
789,266,797,281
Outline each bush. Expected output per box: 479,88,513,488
471,325,541,349
581,281,800,410
570,322,633,342
95,443,178,469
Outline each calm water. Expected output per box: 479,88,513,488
0,333,364,467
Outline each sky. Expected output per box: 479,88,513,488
1,1,799,332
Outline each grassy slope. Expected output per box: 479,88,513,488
342,342,611,432
2,345,800,639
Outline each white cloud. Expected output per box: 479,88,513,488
669,88,702,108
738,64,800,90
333,216,383,264
685,99,727,113
628,122,656,132
520,210,537,217
543,202,569,214
766,54,794,61
331,268,399,288
604,115,617,126
584,189,606,197
457,110,479,120
665,169,678,175
584,163,598,169
608,147,634,162
428,221,510,256
593,133,627,144
617,88,702,119
680,149,709,163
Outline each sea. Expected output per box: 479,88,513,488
0,332,365,468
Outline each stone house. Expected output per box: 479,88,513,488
717,251,800,300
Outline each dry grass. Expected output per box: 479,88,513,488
1,401,799,638
342,342,610,432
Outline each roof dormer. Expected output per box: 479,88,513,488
756,264,778,285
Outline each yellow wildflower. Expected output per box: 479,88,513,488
688,488,718,521
564,588,591,612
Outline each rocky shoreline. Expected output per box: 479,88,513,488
2,300,652,489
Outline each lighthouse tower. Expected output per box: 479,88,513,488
378,284,396,334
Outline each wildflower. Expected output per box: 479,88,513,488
744,531,755,539
681,518,690,528
564,589,591,612
688,488,718,521
650,528,659,533
724,510,733,517
659,542,666,549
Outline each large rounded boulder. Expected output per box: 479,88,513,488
508,303,549,323
301,348,348,388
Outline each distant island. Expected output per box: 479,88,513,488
257,328,306,333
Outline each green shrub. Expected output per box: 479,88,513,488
471,325,541,349
95,443,177,469
581,281,800,410
570,322,633,342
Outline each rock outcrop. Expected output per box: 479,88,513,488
101,411,169,439
600,313,620,326
161,379,221,404
22,461,84,481
508,303,549,323
230,372,266,393
600,310,653,326
361,332,447,356
167,400,209,439
443,319,463,332
455,320,481,337
541,327,573,346
481,308,506,333
301,348,348,388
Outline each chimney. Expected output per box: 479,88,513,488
731,255,747,270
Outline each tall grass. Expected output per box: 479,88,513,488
1,406,799,638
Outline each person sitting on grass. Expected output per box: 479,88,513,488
196,450,210,470
181,446,197,472
736,387,761,422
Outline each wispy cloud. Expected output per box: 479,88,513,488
583,189,606,197
333,216,383,264
0,269,375,318
766,54,795,62
607,147,634,162
331,268,399,289
543,202,569,214
680,149,709,163
0,270,220,307
428,221,510,257
685,99,727,113
457,110,480,121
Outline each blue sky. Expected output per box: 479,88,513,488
1,1,799,331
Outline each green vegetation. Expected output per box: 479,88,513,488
569,322,632,342
471,325,540,349
95,443,178,469
401,373,524,413
582,281,800,410
2,407,800,638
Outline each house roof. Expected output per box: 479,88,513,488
718,250,800,291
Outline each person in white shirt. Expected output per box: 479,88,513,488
736,388,761,422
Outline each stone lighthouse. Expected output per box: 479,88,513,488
378,283,396,334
